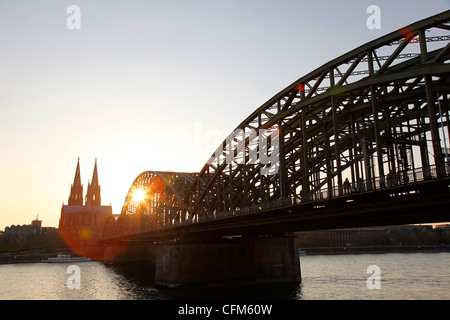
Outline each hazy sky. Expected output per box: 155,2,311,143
0,0,449,228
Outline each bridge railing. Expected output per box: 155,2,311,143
310,164,443,202
181,163,448,226
205,164,446,220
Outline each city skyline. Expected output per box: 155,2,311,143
1,1,449,228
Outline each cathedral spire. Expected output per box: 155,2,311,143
85,158,101,206
74,157,81,186
68,157,83,205
92,158,99,188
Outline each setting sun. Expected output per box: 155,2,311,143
132,189,146,203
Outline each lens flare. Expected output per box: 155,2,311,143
78,227,94,241
398,27,414,40
150,177,165,196
296,83,305,92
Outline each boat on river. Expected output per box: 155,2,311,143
41,254,91,263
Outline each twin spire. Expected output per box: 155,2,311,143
68,158,101,206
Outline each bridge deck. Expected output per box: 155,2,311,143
105,176,450,242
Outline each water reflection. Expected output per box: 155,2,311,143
1,253,447,299
104,262,302,300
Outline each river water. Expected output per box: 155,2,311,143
0,252,448,300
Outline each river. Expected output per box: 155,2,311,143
0,252,448,300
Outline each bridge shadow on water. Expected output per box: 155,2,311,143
105,262,302,300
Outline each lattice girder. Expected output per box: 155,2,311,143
113,11,450,236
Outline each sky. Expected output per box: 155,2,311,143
0,0,449,229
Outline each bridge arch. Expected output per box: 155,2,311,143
116,171,197,235
113,11,450,237
185,10,450,221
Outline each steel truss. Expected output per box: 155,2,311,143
117,11,450,235
116,171,197,234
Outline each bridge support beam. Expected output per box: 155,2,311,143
154,234,301,288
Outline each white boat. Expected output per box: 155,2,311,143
41,254,91,263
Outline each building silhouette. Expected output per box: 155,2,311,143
3,216,56,243
59,158,113,259
296,224,450,250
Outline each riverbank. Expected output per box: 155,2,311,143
0,248,73,264
0,253,55,264
301,244,450,255
2,245,450,264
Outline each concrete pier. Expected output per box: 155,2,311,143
154,235,301,287
103,234,301,287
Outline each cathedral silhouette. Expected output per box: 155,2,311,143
59,158,113,259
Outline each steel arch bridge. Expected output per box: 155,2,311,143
109,11,450,240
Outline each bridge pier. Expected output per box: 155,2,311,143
154,234,301,288
104,241,156,264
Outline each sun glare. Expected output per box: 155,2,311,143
132,189,146,202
